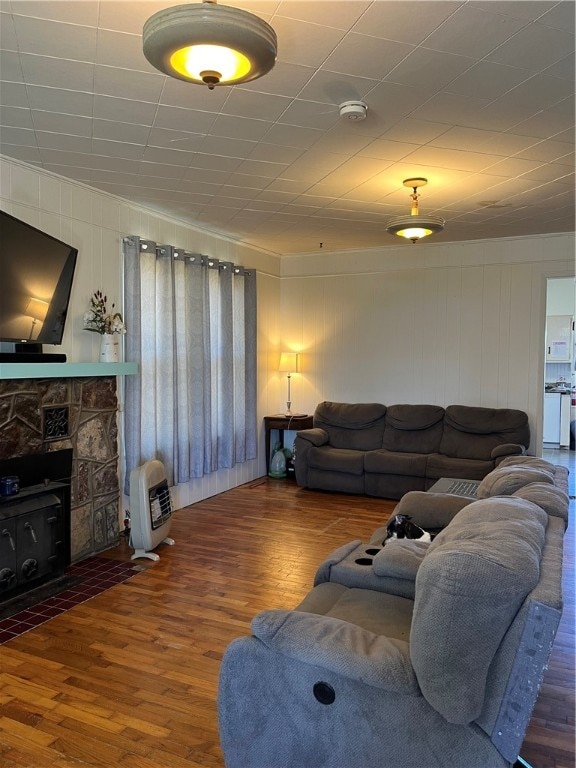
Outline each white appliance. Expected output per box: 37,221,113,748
543,393,571,448
129,459,175,561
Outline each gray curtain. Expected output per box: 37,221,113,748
123,236,257,491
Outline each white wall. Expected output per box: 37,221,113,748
280,233,575,455
1,155,282,508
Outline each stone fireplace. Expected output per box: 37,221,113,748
0,376,122,562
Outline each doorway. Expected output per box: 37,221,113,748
543,277,575,475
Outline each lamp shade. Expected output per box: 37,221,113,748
143,3,277,89
278,352,298,373
25,298,49,321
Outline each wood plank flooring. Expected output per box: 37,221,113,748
0,478,573,768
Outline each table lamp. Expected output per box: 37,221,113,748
25,297,49,340
278,352,299,416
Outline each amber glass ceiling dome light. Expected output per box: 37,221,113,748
386,178,445,244
143,1,277,89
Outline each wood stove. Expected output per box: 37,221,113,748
0,449,72,602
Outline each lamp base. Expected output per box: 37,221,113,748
285,401,292,417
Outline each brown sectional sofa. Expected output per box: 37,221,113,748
294,401,530,499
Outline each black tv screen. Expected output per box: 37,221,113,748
0,210,78,346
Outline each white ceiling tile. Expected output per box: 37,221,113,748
94,94,158,126
517,139,575,162
381,118,451,144
197,135,256,160
159,77,229,111
220,89,292,121
470,3,557,23
92,138,146,160
0,50,23,82
444,61,532,99
552,151,575,167
19,53,94,91
36,132,93,153
509,110,575,140
31,110,92,137
146,127,203,150
138,161,187,179
12,15,98,60
0,11,18,51
93,65,165,102
478,156,548,177
537,2,576,31
498,74,574,112
277,99,340,130
140,145,194,165
423,6,526,58
153,105,216,134
11,1,99,25
0,81,27,107
297,69,379,105
210,113,273,141
429,127,540,155
1,143,40,162
272,16,346,67
410,91,490,126
189,153,243,173
386,48,474,90
247,142,302,163
322,32,414,79
351,1,462,45
97,0,168,35
27,85,93,116
397,144,504,172
485,23,574,71
0,125,36,145
95,29,155,73
234,158,286,178
358,139,420,161
261,122,323,149
92,118,151,144
544,54,575,81
182,166,230,185
236,61,316,98
276,1,370,29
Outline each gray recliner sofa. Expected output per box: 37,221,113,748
218,458,568,768
294,401,530,499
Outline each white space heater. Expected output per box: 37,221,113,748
129,459,175,561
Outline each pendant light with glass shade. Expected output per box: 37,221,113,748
386,178,445,244
142,0,277,89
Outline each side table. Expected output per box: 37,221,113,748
264,414,313,474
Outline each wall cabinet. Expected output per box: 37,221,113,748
545,315,574,362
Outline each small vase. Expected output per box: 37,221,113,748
100,333,120,363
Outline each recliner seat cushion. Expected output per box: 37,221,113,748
382,404,445,454
410,497,547,725
426,453,494,481
439,405,530,460
307,446,365,475
365,450,428,477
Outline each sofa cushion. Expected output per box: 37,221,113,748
314,401,387,450
476,465,554,498
498,455,557,473
426,453,494,481
382,404,444,454
373,539,430,579
365,450,428,477
307,446,365,475
439,405,529,460
410,497,547,725
512,482,569,523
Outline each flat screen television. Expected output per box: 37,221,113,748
0,209,78,361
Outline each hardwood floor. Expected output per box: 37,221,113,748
0,479,573,768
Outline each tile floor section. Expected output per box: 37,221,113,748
0,556,138,645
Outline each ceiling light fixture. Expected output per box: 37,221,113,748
142,0,277,90
386,178,445,244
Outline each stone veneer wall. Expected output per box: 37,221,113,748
0,377,120,561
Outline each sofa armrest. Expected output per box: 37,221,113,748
251,609,418,694
391,491,474,529
314,540,363,586
296,427,328,446
491,443,526,460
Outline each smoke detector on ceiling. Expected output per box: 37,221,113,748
339,100,368,121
